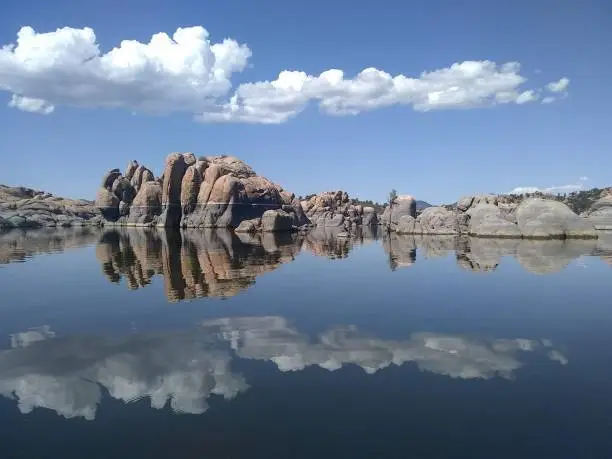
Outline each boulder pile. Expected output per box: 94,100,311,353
95,153,309,231
386,193,599,239
300,191,379,232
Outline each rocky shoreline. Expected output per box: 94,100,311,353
2,153,611,239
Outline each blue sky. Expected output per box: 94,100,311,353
0,0,610,204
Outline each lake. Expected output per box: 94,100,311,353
1,227,612,458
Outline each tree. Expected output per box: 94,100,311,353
389,189,398,205
386,189,398,234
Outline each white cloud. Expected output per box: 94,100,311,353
0,25,570,124
515,90,539,104
8,94,54,114
546,77,570,93
509,180,586,195
542,96,556,104
579,176,589,181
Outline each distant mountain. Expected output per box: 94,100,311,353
416,200,432,210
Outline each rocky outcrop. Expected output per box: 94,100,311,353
388,192,599,240
301,191,379,232
0,184,101,229
466,204,521,238
95,160,157,226
515,198,598,239
381,195,416,231
96,154,309,231
585,196,612,230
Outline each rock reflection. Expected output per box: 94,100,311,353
95,228,303,302
0,227,100,265
455,238,599,274
594,232,612,266
1,319,567,420
383,234,416,270
301,226,379,259
383,234,607,273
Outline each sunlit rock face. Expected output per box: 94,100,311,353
95,228,303,302
0,320,567,420
0,227,100,265
96,154,308,230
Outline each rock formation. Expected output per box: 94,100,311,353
300,191,379,232
585,195,612,230
386,193,599,239
0,185,101,229
380,195,416,231
95,154,308,231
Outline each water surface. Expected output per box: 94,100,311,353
1,227,612,458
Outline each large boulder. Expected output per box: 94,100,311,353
467,204,521,238
516,198,598,239
261,209,293,232
587,196,612,230
157,153,190,227
95,187,120,221
381,195,416,230
395,215,422,235
418,207,460,235
127,181,162,225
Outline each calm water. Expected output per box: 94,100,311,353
1,227,612,458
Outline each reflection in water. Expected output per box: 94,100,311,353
0,319,566,420
0,227,99,265
96,229,303,302
383,234,612,273
95,227,381,301
302,226,380,259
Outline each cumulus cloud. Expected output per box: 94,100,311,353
546,77,570,93
509,180,587,195
8,94,54,114
540,77,570,105
0,25,570,123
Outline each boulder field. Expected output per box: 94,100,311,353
384,194,602,239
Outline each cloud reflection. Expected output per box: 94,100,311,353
1,318,567,420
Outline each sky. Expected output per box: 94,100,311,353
0,0,610,205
